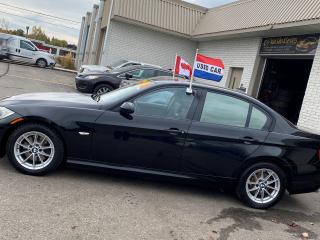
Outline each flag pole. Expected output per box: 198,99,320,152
186,49,199,94
173,53,177,80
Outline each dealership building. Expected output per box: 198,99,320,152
77,0,320,130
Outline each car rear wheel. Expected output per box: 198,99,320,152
236,162,286,209
36,58,47,68
6,123,64,176
93,84,114,95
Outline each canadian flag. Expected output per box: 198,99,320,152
174,55,192,78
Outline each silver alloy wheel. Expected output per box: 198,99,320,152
96,87,110,95
245,168,281,204
14,131,55,170
37,59,46,68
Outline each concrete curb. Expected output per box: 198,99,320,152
53,67,78,74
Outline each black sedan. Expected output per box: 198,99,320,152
75,65,174,94
0,81,320,209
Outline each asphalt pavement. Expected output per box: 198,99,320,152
0,62,320,240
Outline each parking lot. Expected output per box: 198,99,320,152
0,62,320,240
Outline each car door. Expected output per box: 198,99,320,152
18,40,35,63
182,90,271,178
93,86,197,172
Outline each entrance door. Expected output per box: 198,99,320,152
228,68,243,89
258,58,313,124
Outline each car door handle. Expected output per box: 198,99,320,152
166,128,185,136
239,136,258,144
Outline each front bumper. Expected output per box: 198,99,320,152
288,173,320,194
0,126,5,157
75,77,95,93
0,112,24,157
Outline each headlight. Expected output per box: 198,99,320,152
85,75,99,80
49,55,55,60
0,107,14,119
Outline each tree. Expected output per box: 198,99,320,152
15,29,25,36
50,37,68,48
0,18,9,30
28,26,50,43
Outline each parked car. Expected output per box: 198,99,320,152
120,75,189,88
75,65,174,94
1,80,320,209
0,34,55,68
0,35,9,60
78,59,162,75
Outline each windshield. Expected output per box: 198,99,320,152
93,81,154,104
108,60,128,69
27,40,39,51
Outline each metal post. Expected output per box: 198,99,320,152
186,49,199,94
75,16,85,69
84,4,99,65
172,53,177,80
89,0,106,65
78,12,91,68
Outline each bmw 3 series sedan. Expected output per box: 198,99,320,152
0,80,320,209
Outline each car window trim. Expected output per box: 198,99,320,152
112,85,199,121
117,68,158,79
193,88,273,131
247,104,273,131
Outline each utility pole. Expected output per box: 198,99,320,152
26,26,30,37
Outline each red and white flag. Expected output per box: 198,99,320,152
174,55,192,78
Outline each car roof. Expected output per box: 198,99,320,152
147,79,266,106
113,65,169,73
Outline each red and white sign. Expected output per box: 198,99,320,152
174,55,192,78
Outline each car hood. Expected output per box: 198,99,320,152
0,92,101,109
81,65,111,73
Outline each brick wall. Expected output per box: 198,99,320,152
298,43,320,130
101,20,197,68
197,38,261,89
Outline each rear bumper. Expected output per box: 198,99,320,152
288,173,320,194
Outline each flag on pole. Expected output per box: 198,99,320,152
174,55,192,79
193,54,224,82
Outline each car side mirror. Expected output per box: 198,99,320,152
120,102,135,115
125,73,133,80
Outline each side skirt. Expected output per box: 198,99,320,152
66,159,196,180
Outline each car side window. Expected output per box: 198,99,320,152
134,88,194,120
128,69,144,78
200,92,250,127
249,107,268,130
157,70,173,77
20,40,35,51
140,69,157,78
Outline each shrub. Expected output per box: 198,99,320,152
57,53,75,70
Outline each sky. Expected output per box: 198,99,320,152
0,0,236,45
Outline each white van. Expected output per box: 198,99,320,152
0,34,55,68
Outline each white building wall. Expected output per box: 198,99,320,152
198,38,261,89
101,20,197,68
298,43,320,130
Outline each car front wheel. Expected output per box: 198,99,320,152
236,162,286,209
36,59,47,68
6,123,64,176
93,84,114,95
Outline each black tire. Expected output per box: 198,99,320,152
6,123,64,176
36,58,47,68
93,84,114,95
236,162,286,209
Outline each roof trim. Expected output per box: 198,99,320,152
192,19,320,40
